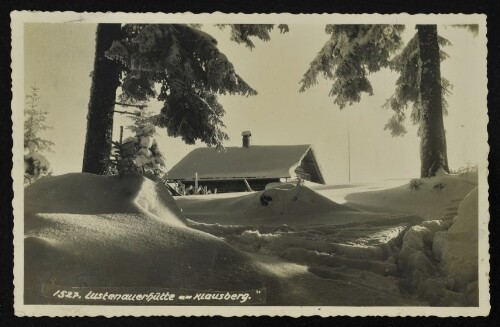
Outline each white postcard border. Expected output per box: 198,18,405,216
11,11,490,317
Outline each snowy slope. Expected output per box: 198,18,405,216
178,172,479,306
24,173,409,305
432,187,479,305
176,184,422,226
345,174,478,220
24,174,274,303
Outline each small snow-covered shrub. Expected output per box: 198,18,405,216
433,183,446,191
408,179,423,191
113,123,166,176
24,152,51,186
450,162,478,175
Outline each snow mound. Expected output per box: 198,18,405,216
177,184,421,226
395,187,479,306
25,173,185,226
24,173,278,303
265,181,322,190
345,173,478,220
432,187,479,304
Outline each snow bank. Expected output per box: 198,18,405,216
177,184,421,226
398,225,437,277
24,173,412,306
25,173,185,226
178,173,479,306
265,180,322,190
24,173,279,303
311,180,409,204
432,187,479,305
394,187,479,306
345,173,478,220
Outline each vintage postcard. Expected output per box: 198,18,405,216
11,11,489,317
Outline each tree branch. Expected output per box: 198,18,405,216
113,110,141,116
114,102,148,109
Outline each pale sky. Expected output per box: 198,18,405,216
24,23,486,183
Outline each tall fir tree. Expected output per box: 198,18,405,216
83,24,287,175
384,25,476,177
300,24,476,178
82,24,123,175
411,25,449,176
24,84,55,185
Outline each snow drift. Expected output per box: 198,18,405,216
24,172,479,306
394,187,479,306
345,173,478,220
177,183,423,226
432,187,479,305
24,174,276,304
181,172,479,306
25,173,410,306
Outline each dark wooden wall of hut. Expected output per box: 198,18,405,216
180,178,280,193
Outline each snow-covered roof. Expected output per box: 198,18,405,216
167,145,323,181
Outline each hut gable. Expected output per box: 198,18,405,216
167,144,325,184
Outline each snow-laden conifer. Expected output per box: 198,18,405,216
83,24,286,175
300,24,477,177
24,84,54,185
113,118,166,176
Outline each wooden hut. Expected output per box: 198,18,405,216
166,132,325,193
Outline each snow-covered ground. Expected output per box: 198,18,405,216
24,171,479,306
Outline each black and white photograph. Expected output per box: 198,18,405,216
11,12,489,317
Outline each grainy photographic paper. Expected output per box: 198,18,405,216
11,11,489,317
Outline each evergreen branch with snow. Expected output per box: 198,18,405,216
216,24,289,50
299,25,405,109
384,32,453,137
103,24,268,149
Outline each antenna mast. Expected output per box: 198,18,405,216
348,129,351,183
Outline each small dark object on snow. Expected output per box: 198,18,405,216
260,194,273,206
433,183,446,191
408,179,424,191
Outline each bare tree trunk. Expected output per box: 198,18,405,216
417,25,449,178
82,24,122,175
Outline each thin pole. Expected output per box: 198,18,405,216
348,129,351,183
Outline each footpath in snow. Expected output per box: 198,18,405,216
179,172,479,306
